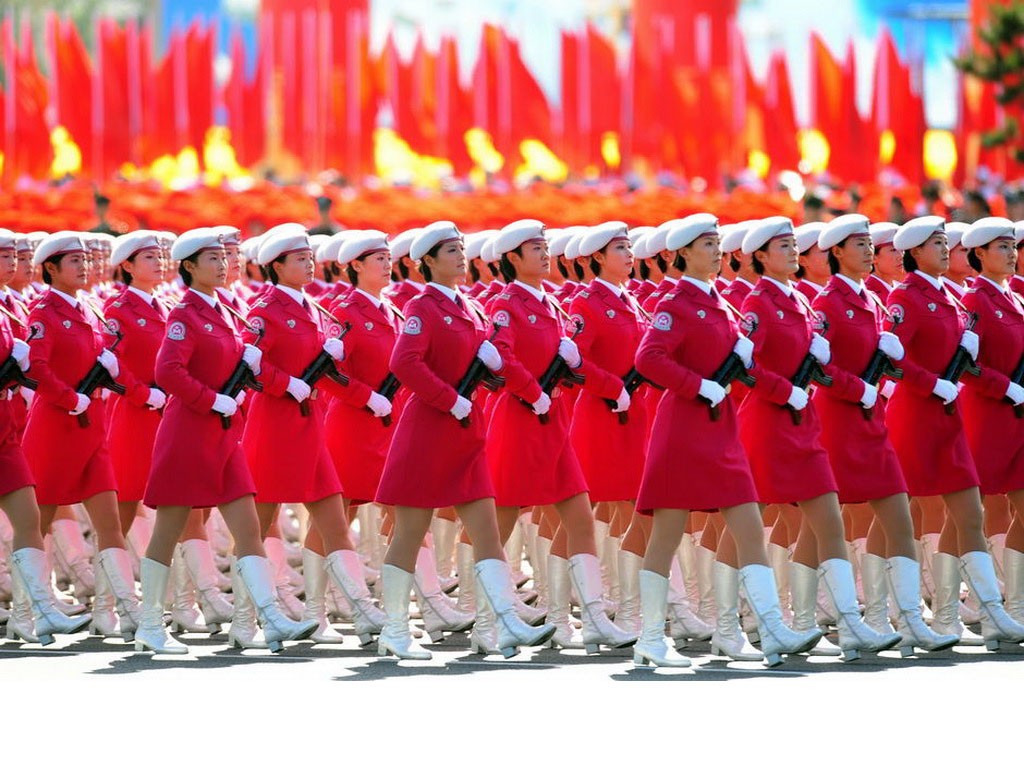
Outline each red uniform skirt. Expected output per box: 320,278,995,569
738,395,838,504
324,393,404,505
636,391,757,514
885,388,979,497
571,390,647,502
816,394,908,503
961,392,1024,495
376,394,494,508
487,390,588,508
0,398,33,496
22,399,117,505
107,396,161,501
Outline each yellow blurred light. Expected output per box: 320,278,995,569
373,128,452,190
747,149,770,180
50,126,82,178
203,127,249,186
798,129,830,174
515,139,568,184
879,129,896,166
601,131,621,170
923,129,957,182
465,128,505,175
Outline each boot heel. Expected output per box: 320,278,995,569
38,633,54,646
358,633,375,646
898,644,915,658
500,645,520,659
841,648,861,662
633,651,649,666
763,652,782,668
427,630,444,643
377,644,389,657
985,639,1006,651
584,642,600,655
267,640,283,653
134,641,146,651
121,631,135,642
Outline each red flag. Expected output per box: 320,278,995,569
809,33,846,176
871,28,924,184
2,16,51,182
764,52,801,173
437,35,473,175
46,14,93,174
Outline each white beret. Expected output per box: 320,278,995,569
411,221,462,262
961,216,1015,249
945,222,968,249
390,228,423,260
494,219,545,258
111,231,161,268
257,230,312,266
549,226,586,257
240,236,262,263
170,228,226,262
631,233,654,261
892,216,946,251
741,216,795,255
628,226,655,244
211,225,241,245
339,230,389,266
578,221,629,258
795,222,826,253
666,214,719,251
480,236,501,264
0,229,16,249
315,231,350,264
308,233,330,257
816,214,869,252
564,232,586,261
647,219,687,254
720,220,756,253
465,230,499,260
33,231,88,267
1015,221,1024,246
869,222,899,248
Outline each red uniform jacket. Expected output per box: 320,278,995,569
144,290,256,508
811,276,907,503
737,279,838,504
566,281,649,502
376,285,496,508
961,278,1024,494
240,288,343,503
23,293,118,505
634,279,758,513
486,283,587,507
0,310,33,496
884,272,980,496
325,290,404,503
866,274,895,303
720,277,755,313
388,280,426,312
634,280,658,306
2,291,30,435
641,277,678,315
103,288,167,501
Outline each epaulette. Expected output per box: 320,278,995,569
175,302,187,309
112,301,122,307
819,290,830,297
255,301,268,308
578,291,590,299
750,290,762,297
338,301,349,308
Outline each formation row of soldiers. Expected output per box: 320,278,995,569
0,209,1022,667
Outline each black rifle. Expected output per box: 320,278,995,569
602,367,662,425
786,353,833,426
940,313,980,415
74,332,126,427
373,372,402,427
219,327,264,429
859,349,903,421
701,350,756,422
1007,353,1024,418
293,322,352,417
455,327,505,428
526,320,585,424
0,354,37,393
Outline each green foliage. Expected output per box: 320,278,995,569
953,1,1024,158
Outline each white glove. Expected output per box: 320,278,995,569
20,387,34,408
242,344,262,374
960,330,979,361
732,335,754,369
532,392,552,416
69,393,90,416
557,338,582,369
698,379,726,407
612,387,631,413
235,390,246,408
809,333,831,365
97,349,119,379
11,339,30,371
880,379,897,400
787,386,809,411
212,393,238,416
877,331,904,361
450,395,472,421
146,388,167,410
286,376,311,403
322,338,345,361
366,391,393,418
1005,381,1024,406
860,381,878,409
932,378,959,405
476,340,503,372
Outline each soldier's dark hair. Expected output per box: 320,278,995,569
41,253,69,285
178,253,199,287
498,247,521,283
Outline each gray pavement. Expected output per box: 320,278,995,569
3,629,1022,762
